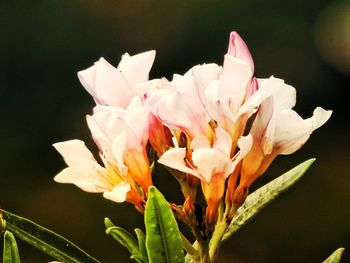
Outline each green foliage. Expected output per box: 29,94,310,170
323,248,345,263
0,210,100,263
223,159,315,241
135,228,149,263
145,186,185,263
2,231,21,263
104,218,142,263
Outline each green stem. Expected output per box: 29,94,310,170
180,233,199,261
208,221,229,262
198,239,210,263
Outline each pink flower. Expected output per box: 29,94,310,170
77,51,156,108
231,78,332,204
158,128,252,223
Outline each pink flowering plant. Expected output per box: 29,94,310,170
0,32,344,263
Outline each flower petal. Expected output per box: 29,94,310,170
192,148,232,183
227,31,254,73
53,140,109,192
103,181,131,203
219,55,253,114
158,148,199,177
117,50,156,84
213,128,232,156
156,92,211,138
272,109,313,155
54,168,108,193
306,107,332,130
191,136,211,151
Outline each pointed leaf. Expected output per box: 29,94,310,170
323,248,345,263
145,186,185,263
223,158,315,241
104,217,115,229
0,210,100,263
105,226,142,263
3,231,21,263
135,228,148,263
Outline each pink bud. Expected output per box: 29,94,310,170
227,31,255,73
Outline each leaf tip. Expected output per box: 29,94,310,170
104,217,115,229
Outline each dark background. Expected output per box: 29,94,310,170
1,1,349,262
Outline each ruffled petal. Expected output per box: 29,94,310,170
306,107,332,130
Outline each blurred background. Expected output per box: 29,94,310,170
0,1,349,262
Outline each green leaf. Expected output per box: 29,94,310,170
135,228,148,263
103,217,115,229
223,158,315,241
323,248,345,263
105,226,142,263
145,186,185,263
3,231,21,263
0,210,100,263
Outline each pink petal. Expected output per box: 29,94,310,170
227,31,254,73
213,128,232,156
117,50,156,84
192,148,232,183
158,148,199,177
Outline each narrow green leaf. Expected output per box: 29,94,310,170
0,210,100,263
135,228,148,263
104,217,115,229
106,226,142,263
323,248,345,263
3,231,21,263
145,186,185,263
223,158,315,241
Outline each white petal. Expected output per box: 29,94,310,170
192,63,222,103
173,74,199,99
237,76,283,119
158,148,199,177
53,140,99,170
205,81,235,126
191,136,211,151
78,64,97,98
273,83,296,111
111,131,128,175
117,50,156,84
94,57,135,107
306,107,332,130
53,140,109,192
156,92,211,138
125,106,150,147
192,148,232,183
272,109,313,155
219,55,253,113
103,181,131,203
236,135,253,161
192,63,221,88
54,168,108,193
213,128,232,156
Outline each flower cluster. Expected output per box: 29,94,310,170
54,32,331,229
